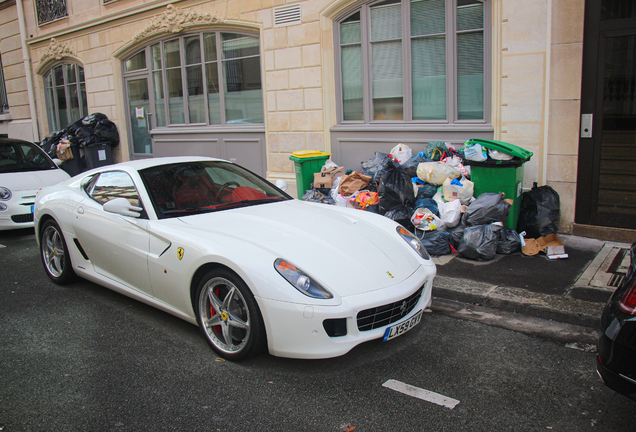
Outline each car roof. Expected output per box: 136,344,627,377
0,137,36,146
111,156,225,171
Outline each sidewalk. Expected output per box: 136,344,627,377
429,234,631,329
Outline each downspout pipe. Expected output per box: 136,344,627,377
16,0,40,142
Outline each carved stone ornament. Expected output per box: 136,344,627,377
39,38,76,63
132,5,224,43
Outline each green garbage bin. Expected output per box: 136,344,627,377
289,150,331,198
464,139,533,230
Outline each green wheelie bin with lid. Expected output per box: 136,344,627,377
464,139,533,230
289,150,331,198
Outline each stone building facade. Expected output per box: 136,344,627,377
1,0,634,239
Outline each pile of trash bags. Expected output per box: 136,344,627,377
39,113,120,167
302,141,560,261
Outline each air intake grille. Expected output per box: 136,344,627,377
274,4,302,27
357,286,424,332
11,213,34,223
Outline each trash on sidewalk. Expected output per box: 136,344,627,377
297,138,562,264
522,233,568,259
518,182,561,239
39,112,120,176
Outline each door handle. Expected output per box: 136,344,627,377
145,112,153,133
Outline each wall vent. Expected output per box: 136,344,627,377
274,4,302,28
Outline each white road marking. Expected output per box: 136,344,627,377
0,244,6,249
383,379,460,409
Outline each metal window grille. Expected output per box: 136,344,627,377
36,0,68,25
0,54,8,113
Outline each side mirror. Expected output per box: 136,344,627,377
103,197,143,218
52,158,63,167
275,179,288,192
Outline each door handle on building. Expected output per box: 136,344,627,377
146,112,153,134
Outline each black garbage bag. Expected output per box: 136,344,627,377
82,112,108,127
366,203,380,214
413,197,439,217
65,118,84,136
373,156,399,185
418,230,452,256
361,151,388,176
378,163,414,216
497,227,521,255
94,120,120,146
462,193,511,226
75,126,97,147
416,183,438,200
448,224,465,248
458,224,499,261
518,183,560,238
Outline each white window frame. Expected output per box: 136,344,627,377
334,0,491,127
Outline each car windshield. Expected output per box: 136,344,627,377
0,140,57,173
139,160,292,219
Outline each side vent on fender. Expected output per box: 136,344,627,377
73,238,90,261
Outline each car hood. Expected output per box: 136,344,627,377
1,169,70,191
174,200,424,297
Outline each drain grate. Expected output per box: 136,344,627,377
608,273,625,288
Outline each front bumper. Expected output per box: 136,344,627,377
0,189,37,230
256,264,435,359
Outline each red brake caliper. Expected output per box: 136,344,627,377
210,287,223,335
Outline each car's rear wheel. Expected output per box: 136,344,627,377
40,219,77,285
195,269,266,360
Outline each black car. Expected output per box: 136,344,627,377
597,241,636,401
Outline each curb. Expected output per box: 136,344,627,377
432,276,604,329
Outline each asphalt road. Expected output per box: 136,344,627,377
1,228,635,431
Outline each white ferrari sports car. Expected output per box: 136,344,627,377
34,157,435,360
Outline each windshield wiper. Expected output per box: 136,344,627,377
162,207,219,215
214,197,286,210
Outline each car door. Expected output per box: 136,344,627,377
72,170,153,297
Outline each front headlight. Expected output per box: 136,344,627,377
274,258,333,299
397,226,430,260
0,187,11,201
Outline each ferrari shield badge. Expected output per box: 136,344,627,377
177,247,184,260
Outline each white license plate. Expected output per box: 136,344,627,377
383,310,423,342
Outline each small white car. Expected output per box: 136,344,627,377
0,138,70,230
34,157,436,360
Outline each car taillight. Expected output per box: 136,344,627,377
618,278,636,314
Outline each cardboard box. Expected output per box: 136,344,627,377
522,233,568,259
314,166,345,189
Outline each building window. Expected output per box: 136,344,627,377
123,31,264,129
337,0,488,124
36,0,68,25
43,63,88,132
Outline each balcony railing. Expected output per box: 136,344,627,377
36,0,68,25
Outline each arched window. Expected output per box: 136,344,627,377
43,63,88,132
123,31,263,132
336,0,489,124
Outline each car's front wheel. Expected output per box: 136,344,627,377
195,269,266,360
40,219,77,284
